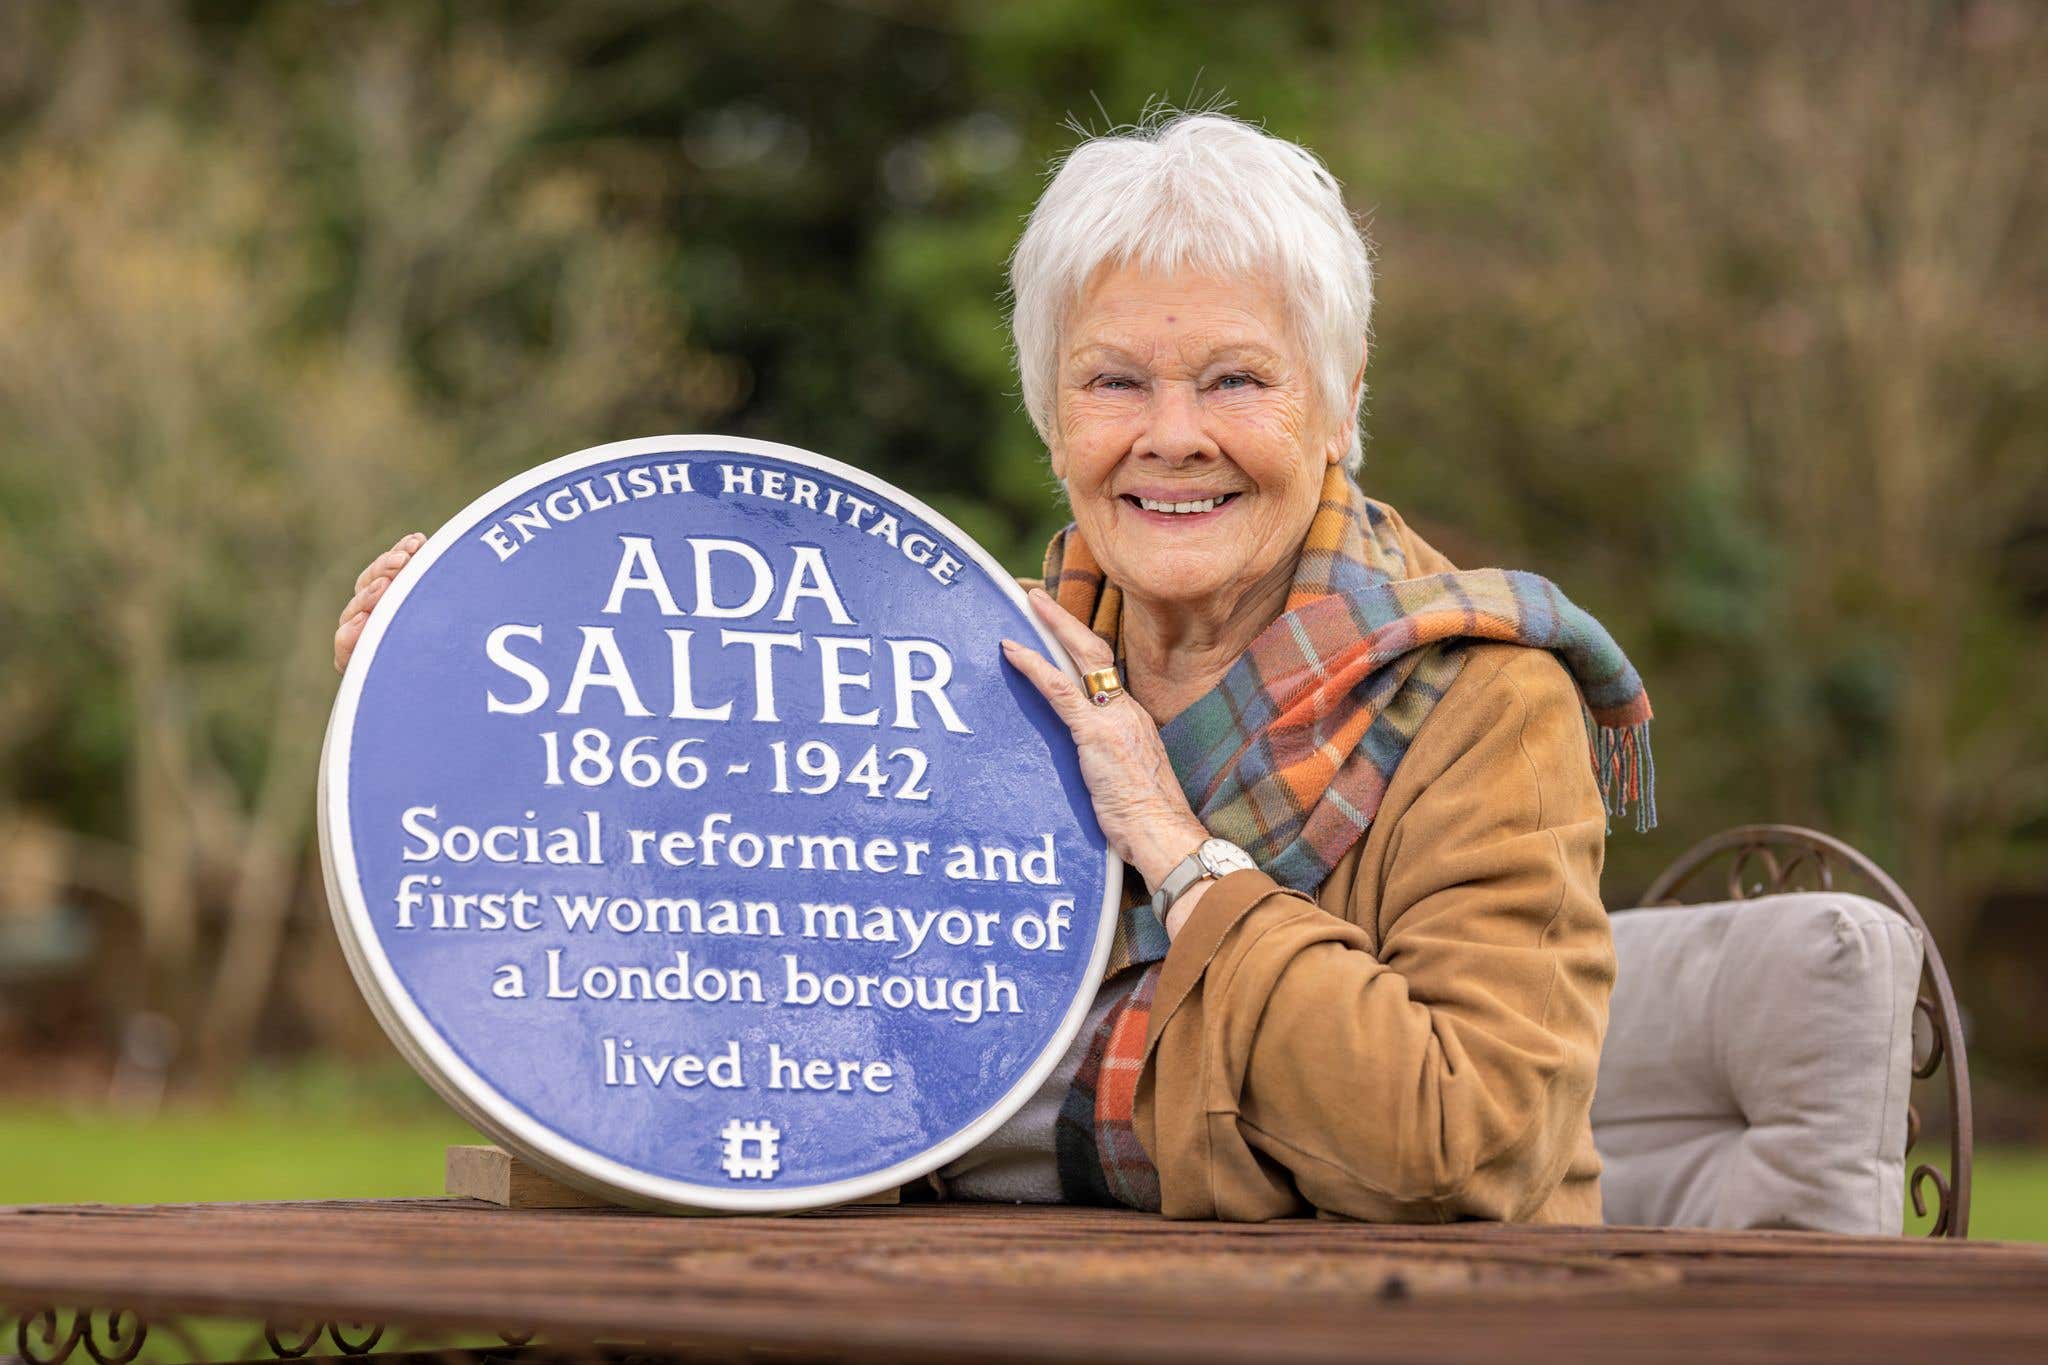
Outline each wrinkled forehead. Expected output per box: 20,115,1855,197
1058,261,1298,369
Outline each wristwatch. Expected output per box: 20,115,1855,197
1149,838,1258,922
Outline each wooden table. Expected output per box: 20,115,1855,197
4,1199,2046,1363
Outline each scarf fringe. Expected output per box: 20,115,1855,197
1586,710,1658,834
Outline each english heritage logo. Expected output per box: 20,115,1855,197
320,436,1119,1213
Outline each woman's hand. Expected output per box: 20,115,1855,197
1002,588,1212,920
334,532,426,673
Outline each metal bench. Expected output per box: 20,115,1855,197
1639,823,1973,1238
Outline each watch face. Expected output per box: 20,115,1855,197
1199,839,1256,877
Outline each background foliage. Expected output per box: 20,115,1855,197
1,0,2043,1144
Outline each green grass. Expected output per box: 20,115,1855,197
0,1063,482,1205
0,1104,481,1205
0,1113,481,1203
2,1070,2043,1241
1910,1147,2048,1243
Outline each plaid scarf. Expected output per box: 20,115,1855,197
1051,465,1655,1209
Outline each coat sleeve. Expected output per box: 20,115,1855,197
1132,647,1615,1222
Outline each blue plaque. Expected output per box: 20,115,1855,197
320,436,1119,1212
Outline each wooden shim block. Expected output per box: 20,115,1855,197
445,1144,900,1209
446,1145,611,1209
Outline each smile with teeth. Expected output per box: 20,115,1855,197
1126,492,1241,515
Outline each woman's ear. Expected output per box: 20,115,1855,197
1324,340,1370,466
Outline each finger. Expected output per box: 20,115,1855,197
337,573,394,625
334,612,367,673
1001,638,1090,728
338,571,394,625
354,548,412,594
353,554,391,594
1026,587,1114,670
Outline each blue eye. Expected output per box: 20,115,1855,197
1096,375,1138,392
1214,373,1255,390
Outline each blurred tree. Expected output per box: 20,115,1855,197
1338,0,2048,930
0,0,716,1084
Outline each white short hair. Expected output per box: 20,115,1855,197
1008,112,1375,470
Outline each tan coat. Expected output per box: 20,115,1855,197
1133,502,1615,1223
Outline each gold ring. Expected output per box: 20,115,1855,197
1083,665,1125,707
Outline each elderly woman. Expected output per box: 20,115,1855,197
335,113,1653,1224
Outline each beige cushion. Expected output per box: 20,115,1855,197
1592,892,1922,1234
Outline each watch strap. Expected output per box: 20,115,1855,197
1148,851,1211,923
1149,839,1257,922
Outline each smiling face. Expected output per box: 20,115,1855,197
1049,263,1355,618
